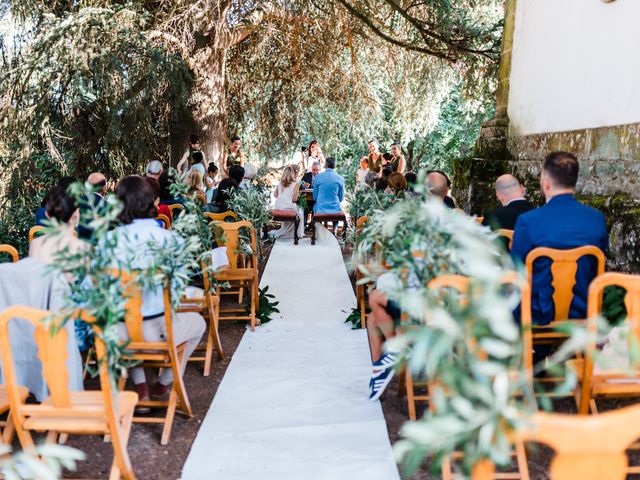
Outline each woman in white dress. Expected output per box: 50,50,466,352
270,164,305,240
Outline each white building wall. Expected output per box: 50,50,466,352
508,0,640,137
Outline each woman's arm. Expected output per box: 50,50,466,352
177,150,189,172
292,183,300,202
398,156,406,174
222,152,228,176
239,150,245,166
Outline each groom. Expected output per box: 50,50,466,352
313,157,344,214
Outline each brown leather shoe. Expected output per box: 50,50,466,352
134,383,151,413
150,382,172,401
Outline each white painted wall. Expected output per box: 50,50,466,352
508,0,640,136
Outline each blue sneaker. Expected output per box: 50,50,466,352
369,367,395,402
372,352,398,376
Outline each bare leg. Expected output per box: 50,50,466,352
367,289,396,362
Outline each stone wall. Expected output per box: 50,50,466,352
453,144,640,273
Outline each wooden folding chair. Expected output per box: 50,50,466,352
156,214,171,229
204,211,238,223
114,271,193,445
524,246,605,391
498,229,514,250
211,221,259,331
181,260,224,376
195,191,207,205
0,244,19,262
28,226,45,243
167,204,184,220
511,403,640,480
566,272,640,414
0,306,136,479
354,216,371,328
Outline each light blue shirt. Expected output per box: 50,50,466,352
313,168,344,214
109,219,184,318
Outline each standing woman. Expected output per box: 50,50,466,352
222,136,245,177
388,142,406,173
177,134,205,177
362,138,383,174
305,140,325,172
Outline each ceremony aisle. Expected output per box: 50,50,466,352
181,230,400,480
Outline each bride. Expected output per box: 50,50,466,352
270,164,305,240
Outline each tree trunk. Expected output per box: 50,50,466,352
170,48,228,169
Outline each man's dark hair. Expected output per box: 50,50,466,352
158,171,173,201
144,176,161,199
45,185,77,223
325,157,336,169
375,176,389,192
215,178,238,211
543,151,579,189
231,135,241,143
208,163,219,174
192,151,204,164
404,171,417,185
381,167,392,178
228,165,245,184
382,152,392,162
116,175,157,224
427,169,451,188
189,134,200,145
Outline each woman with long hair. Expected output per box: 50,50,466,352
222,135,245,177
388,143,406,173
270,164,305,240
305,140,325,172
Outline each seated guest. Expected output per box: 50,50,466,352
302,161,321,188
313,157,344,214
375,176,389,192
158,171,183,206
511,151,608,325
144,177,171,220
385,172,407,197
78,172,107,240
145,160,163,180
30,184,86,266
36,176,78,226
482,174,533,230
355,157,369,187
270,165,305,240
111,176,205,402
381,167,392,179
209,177,238,213
427,169,456,208
364,171,377,189
426,171,454,208
404,171,418,191
185,169,204,196
228,164,246,190
205,163,219,203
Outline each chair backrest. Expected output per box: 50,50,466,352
167,204,184,220
156,214,171,229
525,246,606,322
516,403,640,480
204,211,238,223
211,220,257,270
0,306,133,474
355,216,368,233
0,244,19,262
28,226,46,243
195,191,207,205
498,229,514,250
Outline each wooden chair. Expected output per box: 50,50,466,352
167,204,184,220
269,210,300,245
211,221,259,331
156,214,171,229
195,191,207,205
498,229,514,250
28,226,45,243
204,211,238,223
311,212,348,245
0,244,19,262
114,271,193,445
0,306,136,479
512,403,640,480
180,260,224,376
354,216,370,328
567,272,640,414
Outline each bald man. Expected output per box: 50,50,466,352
78,172,108,239
87,172,107,197
482,174,533,230
426,171,454,208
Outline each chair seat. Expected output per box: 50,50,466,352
271,210,297,219
215,269,257,281
568,359,640,395
23,391,138,433
0,385,28,415
313,213,346,220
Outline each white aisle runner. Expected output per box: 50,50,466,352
181,232,400,480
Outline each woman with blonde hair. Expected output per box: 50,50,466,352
186,169,204,195
270,164,305,240
386,172,407,197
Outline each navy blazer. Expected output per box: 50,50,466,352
511,194,608,325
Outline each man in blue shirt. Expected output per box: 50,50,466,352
511,151,608,325
313,157,344,214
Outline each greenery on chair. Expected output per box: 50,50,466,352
0,443,85,480
343,307,363,330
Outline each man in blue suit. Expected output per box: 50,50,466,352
511,151,608,326
313,157,344,214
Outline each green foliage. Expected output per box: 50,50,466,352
347,187,395,221
343,307,363,330
226,185,271,255
248,286,280,325
602,286,627,326
0,442,85,480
